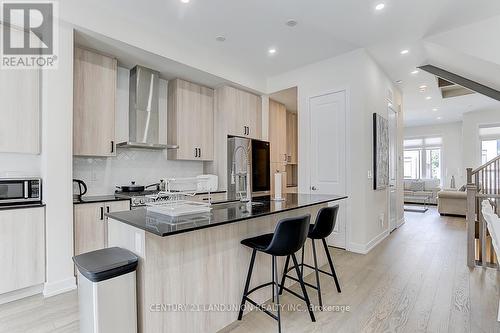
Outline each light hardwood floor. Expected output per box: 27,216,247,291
2,208,500,333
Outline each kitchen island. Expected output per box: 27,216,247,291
105,193,347,333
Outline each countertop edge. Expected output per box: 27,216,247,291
0,203,46,211
105,195,348,237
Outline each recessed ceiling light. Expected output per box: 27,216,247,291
375,3,385,10
419,85,427,89
180,0,189,3
411,70,419,75
215,36,226,42
268,48,277,55
437,116,443,120
400,49,409,55
425,96,432,100
432,107,438,111
286,19,298,27
395,80,403,84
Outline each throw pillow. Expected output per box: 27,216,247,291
410,181,425,192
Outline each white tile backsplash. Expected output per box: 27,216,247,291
73,149,203,195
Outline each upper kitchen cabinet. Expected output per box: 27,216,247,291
0,28,40,154
269,99,287,163
73,47,117,157
217,86,262,140
167,79,214,161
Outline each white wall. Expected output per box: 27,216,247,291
60,1,266,93
463,108,500,171
404,122,464,187
267,49,404,252
41,22,76,296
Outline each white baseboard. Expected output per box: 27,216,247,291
397,217,405,227
0,284,44,305
348,229,389,255
43,277,77,298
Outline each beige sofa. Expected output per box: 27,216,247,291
404,179,441,204
437,190,467,216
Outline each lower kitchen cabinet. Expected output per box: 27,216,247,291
0,207,45,295
74,200,130,257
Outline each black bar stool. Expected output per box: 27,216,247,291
237,215,316,333
279,206,341,310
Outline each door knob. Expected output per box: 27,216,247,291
311,186,318,191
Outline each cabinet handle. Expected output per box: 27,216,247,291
111,141,114,153
195,148,198,157
100,206,104,220
247,126,250,136
106,206,110,213
198,148,202,158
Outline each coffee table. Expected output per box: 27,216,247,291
404,192,432,213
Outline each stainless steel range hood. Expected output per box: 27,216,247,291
117,65,176,150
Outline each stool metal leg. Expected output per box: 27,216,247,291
291,254,316,322
273,256,281,333
272,254,275,303
238,249,257,320
300,245,305,277
311,240,322,308
278,255,289,295
322,238,341,293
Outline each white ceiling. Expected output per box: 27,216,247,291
66,0,500,77
64,0,500,126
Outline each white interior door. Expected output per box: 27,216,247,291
388,104,398,231
309,90,347,249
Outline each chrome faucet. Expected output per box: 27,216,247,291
231,145,252,202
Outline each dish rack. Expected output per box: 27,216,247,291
145,177,213,217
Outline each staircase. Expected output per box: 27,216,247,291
466,155,500,268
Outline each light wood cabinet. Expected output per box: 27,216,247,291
73,47,117,157
218,86,262,139
286,111,298,164
74,200,130,256
209,85,263,190
0,207,45,294
269,99,287,163
167,79,214,161
0,28,40,154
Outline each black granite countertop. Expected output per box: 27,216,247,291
73,195,130,205
105,193,347,237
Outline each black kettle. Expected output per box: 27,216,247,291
73,179,88,200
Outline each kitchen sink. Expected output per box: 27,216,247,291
210,201,266,209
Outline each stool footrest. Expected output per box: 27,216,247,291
282,274,318,291
244,297,279,321
301,262,336,278
246,281,275,297
279,285,309,303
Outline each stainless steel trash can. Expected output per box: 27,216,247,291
73,247,139,333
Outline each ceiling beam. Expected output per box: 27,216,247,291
418,64,500,102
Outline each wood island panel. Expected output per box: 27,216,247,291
108,203,329,333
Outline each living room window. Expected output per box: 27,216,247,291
403,136,442,181
480,125,500,164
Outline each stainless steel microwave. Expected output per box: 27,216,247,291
0,178,42,205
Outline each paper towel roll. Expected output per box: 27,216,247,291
274,172,284,201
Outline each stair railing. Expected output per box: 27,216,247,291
467,155,500,268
